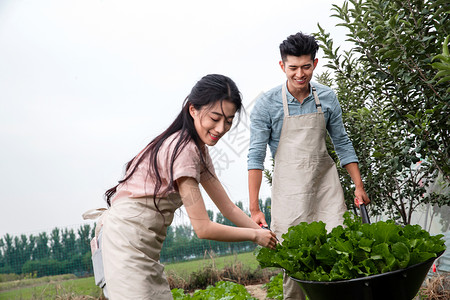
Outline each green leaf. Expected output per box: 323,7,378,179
437,75,450,84
358,238,374,252
392,242,410,268
433,70,450,79
431,62,450,71
372,151,384,158
382,49,401,59
432,54,450,63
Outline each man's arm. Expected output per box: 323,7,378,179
247,93,272,227
248,169,267,226
344,162,370,207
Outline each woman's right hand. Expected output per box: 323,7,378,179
255,228,277,249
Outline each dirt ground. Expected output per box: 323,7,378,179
246,284,267,300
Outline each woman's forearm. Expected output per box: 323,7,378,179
192,218,257,242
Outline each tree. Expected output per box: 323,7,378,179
61,228,76,261
175,224,192,241
262,197,272,226
33,232,50,261
207,209,214,221
0,238,4,270
315,0,450,224
76,224,92,255
6,235,34,274
1,234,14,273
50,228,64,261
215,212,234,226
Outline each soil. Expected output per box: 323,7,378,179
246,284,267,300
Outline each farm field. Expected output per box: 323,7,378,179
0,251,268,300
0,276,103,300
164,251,260,279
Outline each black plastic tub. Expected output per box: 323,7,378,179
290,250,444,300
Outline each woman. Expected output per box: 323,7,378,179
99,74,277,299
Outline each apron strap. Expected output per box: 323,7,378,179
82,207,108,238
281,82,289,117
311,86,323,113
82,208,107,220
282,83,323,116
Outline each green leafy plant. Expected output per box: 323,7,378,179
171,288,192,300
432,35,450,93
263,272,283,300
256,212,446,282
172,281,257,299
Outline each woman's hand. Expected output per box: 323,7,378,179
255,228,278,249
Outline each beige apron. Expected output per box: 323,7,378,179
271,83,347,299
101,195,182,300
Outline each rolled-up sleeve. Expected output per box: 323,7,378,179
326,94,359,167
248,97,271,170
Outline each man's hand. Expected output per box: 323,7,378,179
251,210,268,227
344,163,371,208
354,186,370,207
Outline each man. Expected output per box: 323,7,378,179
247,32,371,299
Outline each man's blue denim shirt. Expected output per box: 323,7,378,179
247,81,359,170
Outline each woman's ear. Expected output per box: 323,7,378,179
189,104,197,118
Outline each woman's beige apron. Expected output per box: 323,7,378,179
271,83,347,299
97,195,183,300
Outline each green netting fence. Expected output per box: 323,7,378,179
0,223,259,279
0,199,273,279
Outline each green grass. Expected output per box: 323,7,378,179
164,252,259,279
0,277,103,300
0,274,77,292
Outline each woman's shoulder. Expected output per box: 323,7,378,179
161,131,202,158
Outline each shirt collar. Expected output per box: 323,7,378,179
284,82,314,103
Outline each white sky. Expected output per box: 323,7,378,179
0,0,347,237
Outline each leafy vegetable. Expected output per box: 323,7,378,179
172,281,257,300
255,212,446,282
263,272,283,300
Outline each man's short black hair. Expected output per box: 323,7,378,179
279,32,319,62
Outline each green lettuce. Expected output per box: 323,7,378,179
255,212,446,281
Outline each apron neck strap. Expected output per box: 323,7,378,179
282,83,323,116
311,86,323,113
281,82,289,116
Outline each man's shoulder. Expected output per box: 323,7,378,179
312,82,337,101
312,81,333,93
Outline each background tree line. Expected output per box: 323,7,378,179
0,198,272,278
0,225,94,277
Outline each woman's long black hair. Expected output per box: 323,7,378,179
104,74,243,210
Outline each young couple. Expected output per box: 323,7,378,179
87,32,370,300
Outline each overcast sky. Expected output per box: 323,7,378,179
0,0,347,237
